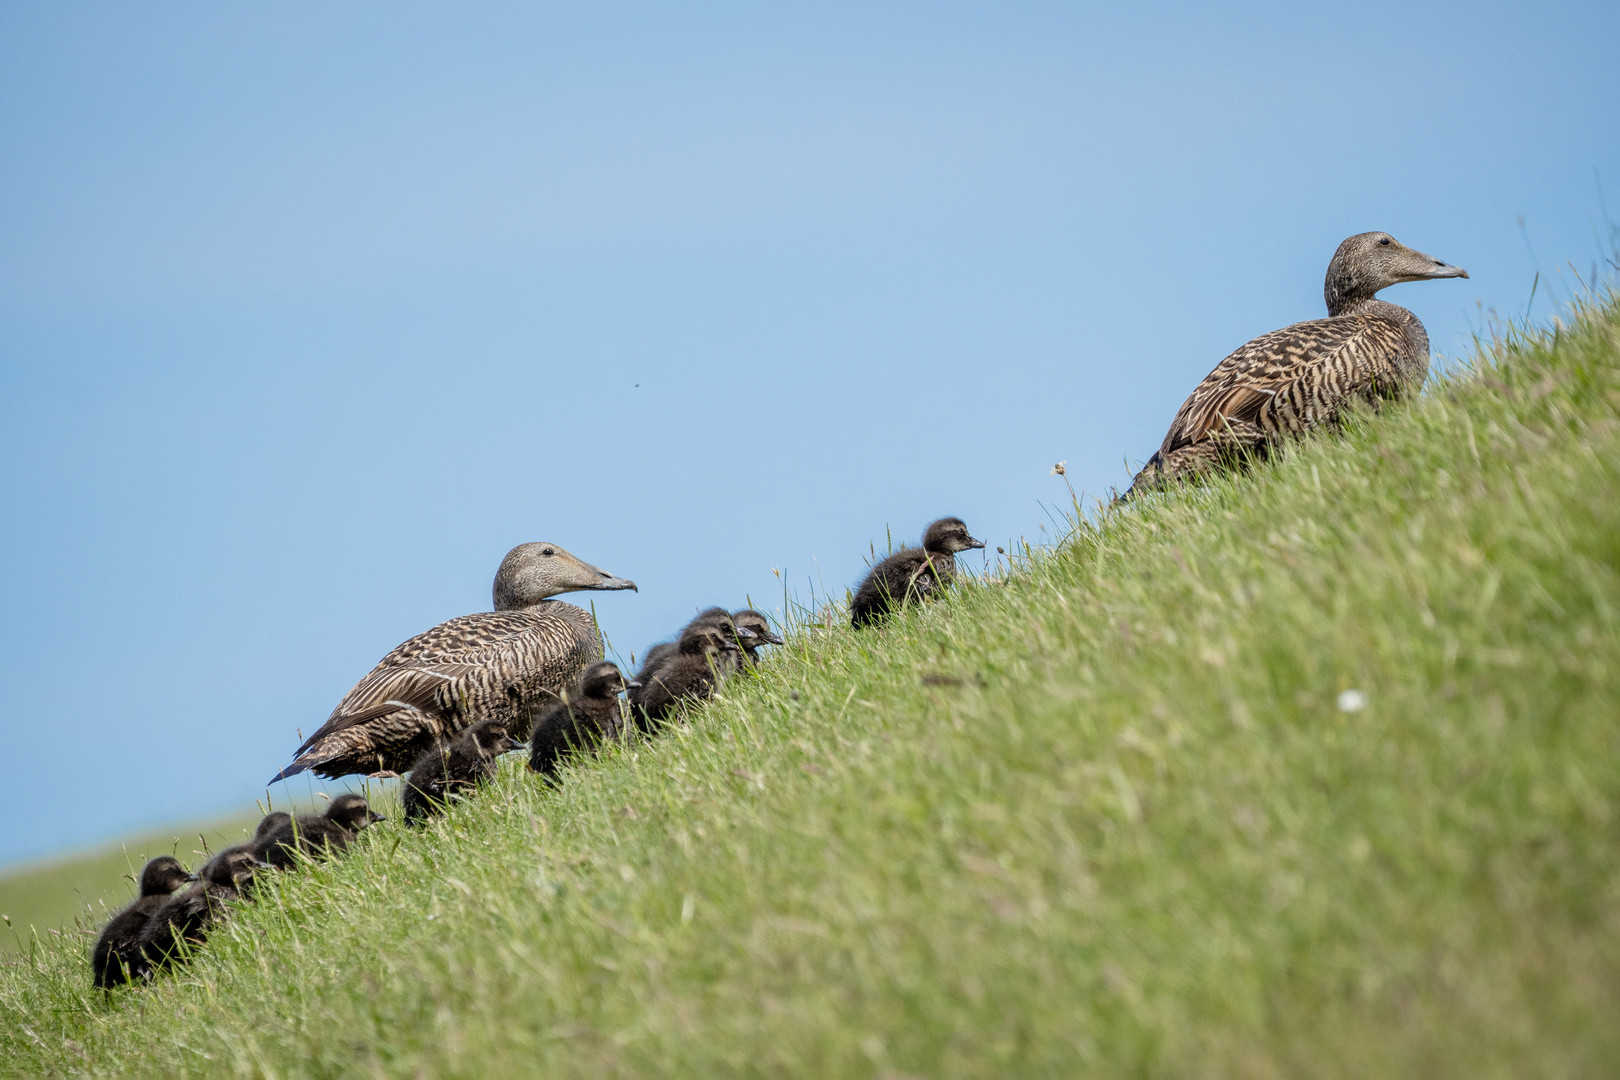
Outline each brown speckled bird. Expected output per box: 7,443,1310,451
1127,232,1468,494
270,543,636,782
851,517,985,628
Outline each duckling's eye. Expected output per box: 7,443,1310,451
1379,237,1391,246
542,548,555,556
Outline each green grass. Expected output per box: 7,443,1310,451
0,814,271,956
3,294,1618,1078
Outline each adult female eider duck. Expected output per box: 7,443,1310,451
1126,232,1468,494
269,542,636,782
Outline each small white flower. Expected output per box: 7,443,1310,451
1337,689,1368,713
1051,461,1067,476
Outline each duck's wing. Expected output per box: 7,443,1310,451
272,610,598,782
1157,314,1401,456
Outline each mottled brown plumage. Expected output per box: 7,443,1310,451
270,542,636,781
1127,232,1468,494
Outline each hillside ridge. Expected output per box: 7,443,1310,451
2,293,1617,1078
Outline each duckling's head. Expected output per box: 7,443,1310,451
493,543,637,611
1325,232,1468,316
922,518,986,555
579,660,632,699
469,719,523,757
254,812,292,840
678,623,738,658
138,856,196,896
325,794,385,831
691,607,757,650
203,846,271,888
731,610,783,647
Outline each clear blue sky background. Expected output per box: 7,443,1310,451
2,2,1616,868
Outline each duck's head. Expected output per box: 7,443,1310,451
922,518,986,555
325,793,385,830
254,812,292,840
731,609,783,647
138,856,196,896
203,846,272,888
493,542,638,611
469,719,523,757
678,623,738,658
1325,232,1468,315
689,606,758,650
578,660,632,699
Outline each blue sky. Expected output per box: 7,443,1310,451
2,1,1616,868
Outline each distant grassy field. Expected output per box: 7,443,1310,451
0,815,263,955
1,293,1616,1077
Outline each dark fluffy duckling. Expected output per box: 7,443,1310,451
729,609,782,665
261,794,385,870
527,662,635,778
633,607,748,683
91,856,195,987
629,623,740,726
139,847,267,972
404,718,523,823
851,517,984,628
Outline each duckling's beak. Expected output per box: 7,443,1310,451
760,630,785,645
734,626,757,641
966,536,987,550
185,872,200,883
250,857,274,871
627,680,643,690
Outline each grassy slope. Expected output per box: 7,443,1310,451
2,296,1617,1078
0,816,269,955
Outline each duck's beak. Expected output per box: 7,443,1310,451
966,536,987,550
586,564,638,592
185,872,200,883
627,680,643,690
760,631,785,646
1397,247,1469,282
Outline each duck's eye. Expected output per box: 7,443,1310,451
1379,237,1391,246
542,548,554,556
